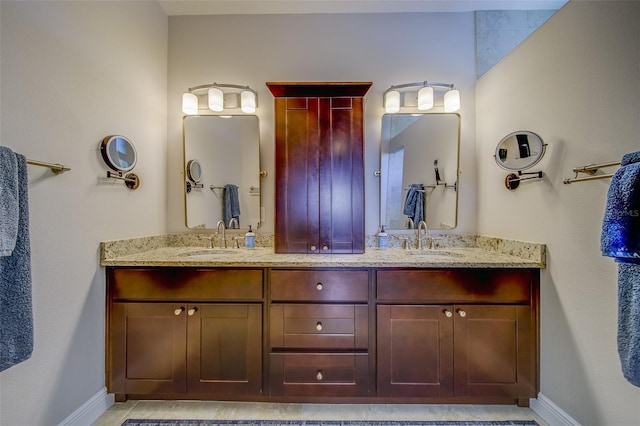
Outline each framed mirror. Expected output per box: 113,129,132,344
494,131,546,171
380,113,460,231
100,135,137,172
183,115,261,230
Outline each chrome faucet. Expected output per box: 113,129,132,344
216,220,227,249
405,218,415,229
228,217,239,229
417,220,429,250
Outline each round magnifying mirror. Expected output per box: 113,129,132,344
100,135,137,172
494,131,546,171
186,159,202,183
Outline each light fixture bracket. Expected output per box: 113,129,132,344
182,82,258,115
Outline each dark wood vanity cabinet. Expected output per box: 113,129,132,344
267,82,372,254
376,269,538,406
106,268,263,400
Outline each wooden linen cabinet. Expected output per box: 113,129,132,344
267,82,372,254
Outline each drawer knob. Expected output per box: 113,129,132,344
458,309,467,318
310,245,317,251
174,307,185,316
444,310,453,318
316,370,323,381
188,307,198,316
316,283,323,291
322,245,329,251
316,322,323,331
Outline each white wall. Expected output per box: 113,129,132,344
166,12,477,236
476,2,640,424
0,1,167,425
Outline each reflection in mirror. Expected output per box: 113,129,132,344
380,113,460,231
494,131,546,171
183,115,261,230
100,135,137,172
186,159,202,183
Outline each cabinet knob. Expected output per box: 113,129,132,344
458,309,467,318
174,307,185,316
444,310,453,318
316,283,323,291
310,245,317,251
316,370,324,381
316,322,323,331
188,307,198,316
322,245,329,251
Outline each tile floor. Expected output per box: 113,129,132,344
92,401,549,426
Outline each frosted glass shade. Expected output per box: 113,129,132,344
208,87,224,112
385,90,400,113
417,86,434,110
182,92,198,115
444,89,460,112
241,90,256,113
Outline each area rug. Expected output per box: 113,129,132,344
121,420,539,426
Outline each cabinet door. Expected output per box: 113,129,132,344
274,95,365,254
109,303,187,395
453,305,535,400
187,303,262,396
377,305,453,397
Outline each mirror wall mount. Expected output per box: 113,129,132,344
494,131,547,191
100,135,140,190
182,83,258,115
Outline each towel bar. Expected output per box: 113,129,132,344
26,159,70,174
563,161,620,184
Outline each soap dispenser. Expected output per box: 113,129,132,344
377,225,388,249
244,225,255,249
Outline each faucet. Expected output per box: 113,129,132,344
417,220,429,250
216,220,227,249
228,217,239,229
405,218,415,229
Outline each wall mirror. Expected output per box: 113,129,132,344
494,131,546,171
100,135,137,172
380,113,460,231
183,115,261,230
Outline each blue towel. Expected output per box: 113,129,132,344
403,184,424,224
223,184,240,228
0,146,19,257
0,153,33,372
601,150,640,387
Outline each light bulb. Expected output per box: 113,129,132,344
182,92,198,115
208,87,224,112
385,90,400,113
444,89,460,112
241,90,256,113
417,86,434,111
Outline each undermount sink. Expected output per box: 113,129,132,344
405,250,463,259
181,249,239,259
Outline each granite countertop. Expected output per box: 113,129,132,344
100,234,545,269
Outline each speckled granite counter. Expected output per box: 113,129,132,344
100,234,545,268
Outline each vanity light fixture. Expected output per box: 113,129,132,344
182,83,258,115
384,81,460,113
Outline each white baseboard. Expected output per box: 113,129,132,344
58,387,114,426
531,392,581,426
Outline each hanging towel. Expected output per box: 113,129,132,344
403,184,424,224
601,150,640,387
0,153,34,372
223,184,240,228
0,146,19,257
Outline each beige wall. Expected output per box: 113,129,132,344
477,1,640,424
0,1,167,424
166,12,478,236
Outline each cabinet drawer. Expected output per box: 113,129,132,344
270,270,368,302
270,304,368,349
109,268,263,301
377,269,532,304
270,353,369,397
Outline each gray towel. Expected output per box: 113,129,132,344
223,184,240,228
0,153,34,372
618,261,640,387
0,146,19,257
403,184,424,224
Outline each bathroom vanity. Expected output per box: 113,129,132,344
102,237,543,407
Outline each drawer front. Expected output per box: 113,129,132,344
270,353,369,397
109,268,263,301
270,304,368,349
270,270,369,302
377,269,533,304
